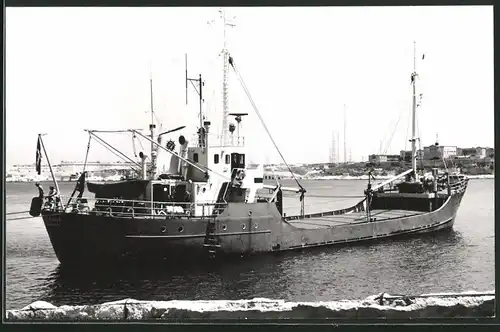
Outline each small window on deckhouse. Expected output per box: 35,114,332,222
214,154,220,164
225,154,230,164
193,153,199,162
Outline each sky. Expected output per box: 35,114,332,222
6,6,494,167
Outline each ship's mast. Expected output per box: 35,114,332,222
411,41,418,179
219,9,235,146
149,66,157,179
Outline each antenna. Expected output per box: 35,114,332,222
185,53,205,147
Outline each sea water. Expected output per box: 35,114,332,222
5,179,494,310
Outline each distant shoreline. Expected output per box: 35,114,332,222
6,174,494,184
302,174,494,181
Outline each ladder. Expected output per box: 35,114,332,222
203,217,220,259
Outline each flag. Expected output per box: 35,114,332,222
35,137,42,175
76,172,86,193
422,54,425,60
76,172,87,198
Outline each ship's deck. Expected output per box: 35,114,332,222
286,209,425,229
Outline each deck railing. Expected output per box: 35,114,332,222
44,196,227,219
448,177,469,195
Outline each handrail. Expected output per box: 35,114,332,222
63,195,224,207
50,195,228,219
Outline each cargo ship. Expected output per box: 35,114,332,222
30,41,468,266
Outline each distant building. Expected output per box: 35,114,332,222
423,145,457,160
440,146,458,159
400,150,412,162
475,147,487,159
459,148,477,157
459,147,489,159
368,154,400,164
369,154,387,163
399,150,424,162
423,145,438,160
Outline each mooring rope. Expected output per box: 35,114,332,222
7,211,64,221
6,211,31,215
6,216,38,221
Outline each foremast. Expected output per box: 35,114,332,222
410,41,418,180
149,68,157,179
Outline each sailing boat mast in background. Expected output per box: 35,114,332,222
219,9,236,147
343,104,347,164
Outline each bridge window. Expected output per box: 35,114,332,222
193,153,199,162
214,154,219,164
225,155,230,164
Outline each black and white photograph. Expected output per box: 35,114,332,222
5,6,494,320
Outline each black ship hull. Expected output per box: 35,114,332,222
41,189,467,267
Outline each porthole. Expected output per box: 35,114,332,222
242,224,246,230
222,224,227,231
160,226,167,233
254,223,258,229
248,211,252,216
178,226,184,233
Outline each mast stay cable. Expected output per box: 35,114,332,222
228,56,306,196
383,109,404,155
82,134,92,173
86,132,141,172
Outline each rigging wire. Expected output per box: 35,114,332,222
137,134,145,152
82,134,92,173
90,135,141,172
378,117,395,155
228,57,305,194
89,132,139,167
404,105,411,151
131,130,230,181
383,109,404,155
281,194,365,199
131,132,138,158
